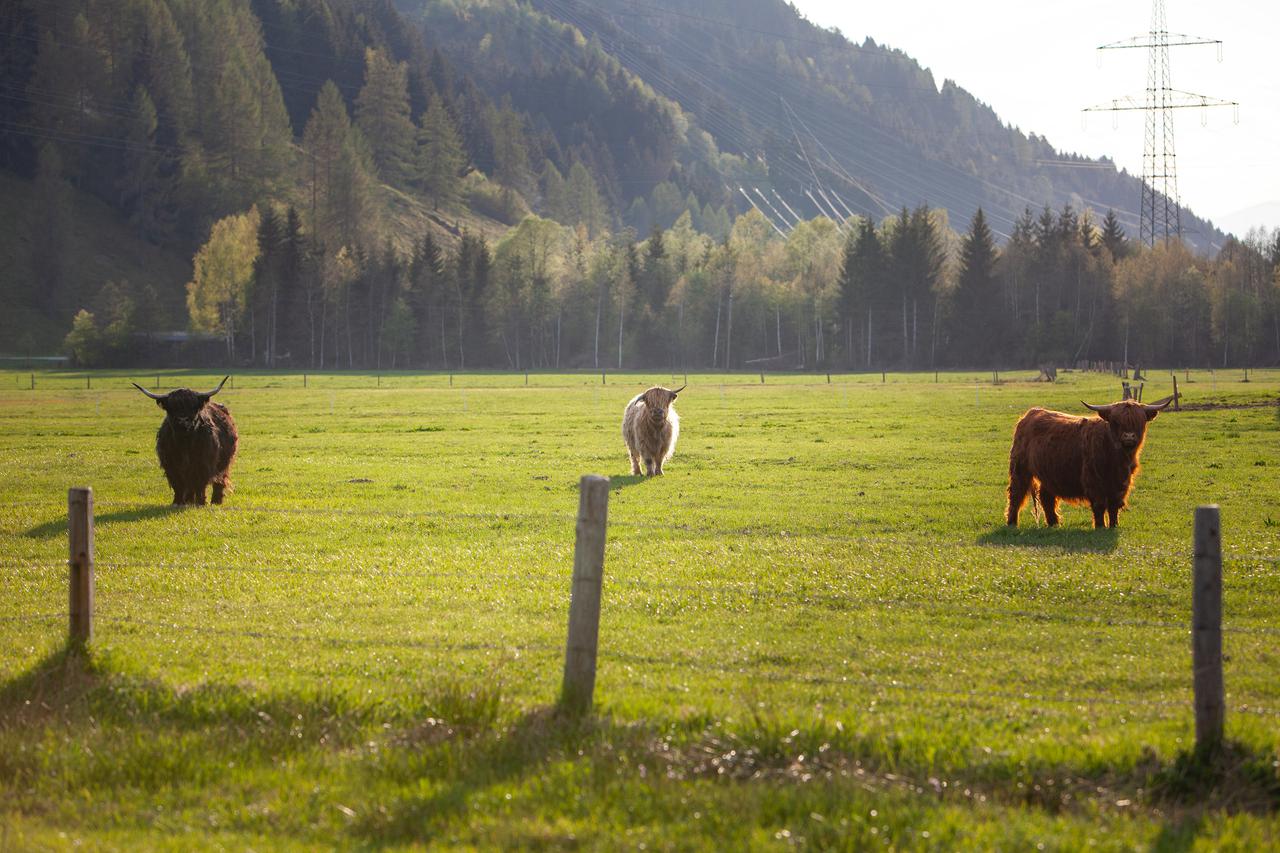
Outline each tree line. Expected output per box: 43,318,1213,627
66,201,1280,372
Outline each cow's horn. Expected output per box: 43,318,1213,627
672,384,687,394
1081,401,1113,415
1144,397,1174,413
132,382,168,401
199,376,230,399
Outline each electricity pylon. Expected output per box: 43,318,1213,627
1084,0,1237,246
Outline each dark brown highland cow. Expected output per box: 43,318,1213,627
1007,398,1171,528
133,377,238,505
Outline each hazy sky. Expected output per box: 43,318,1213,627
789,0,1280,238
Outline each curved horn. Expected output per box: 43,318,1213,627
1144,397,1174,414
672,384,687,394
132,382,168,401
199,376,230,399
1081,401,1113,416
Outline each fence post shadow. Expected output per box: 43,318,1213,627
0,640,100,721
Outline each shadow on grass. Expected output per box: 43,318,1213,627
1148,741,1280,817
608,474,648,491
2,646,1277,844
0,640,102,719
353,703,627,844
24,504,182,539
976,524,1119,553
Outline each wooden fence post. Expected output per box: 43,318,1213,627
760,371,765,384
68,487,94,646
1193,505,1224,752
561,475,610,714
1172,374,1180,410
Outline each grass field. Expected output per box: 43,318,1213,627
2,367,1279,850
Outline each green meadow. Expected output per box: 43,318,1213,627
1,368,1278,850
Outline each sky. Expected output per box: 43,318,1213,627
789,0,1280,240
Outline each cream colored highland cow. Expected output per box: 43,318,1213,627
622,385,684,476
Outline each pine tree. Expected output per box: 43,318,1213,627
408,232,444,366
415,95,465,208
185,0,292,204
1101,209,1127,260
837,220,885,367
276,206,307,365
330,130,376,248
542,161,568,222
948,208,1001,366
356,48,417,183
303,83,373,247
303,83,349,221
567,162,607,238
488,101,530,195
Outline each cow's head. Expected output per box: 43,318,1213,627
641,385,684,425
133,377,228,430
1082,398,1171,450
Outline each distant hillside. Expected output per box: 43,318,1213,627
401,0,1224,247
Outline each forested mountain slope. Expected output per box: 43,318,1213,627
2,0,1257,368
402,0,1223,246
0,0,516,351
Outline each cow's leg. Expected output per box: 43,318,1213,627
1006,472,1032,526
643,457,656,477
211,470,230,505
1041,491,1060,526
194,486,207,506
165,470,184,505
629,448,642,476
1107,504,1121,528
1091,501,1107,529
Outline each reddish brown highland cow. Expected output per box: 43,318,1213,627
622,385,683,476
133,377,239,505
1007,398,1170,528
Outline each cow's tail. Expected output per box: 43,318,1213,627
1030,484,1041,524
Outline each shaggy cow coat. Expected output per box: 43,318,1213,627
622,386,682,476
1006,399,1168,528
133,378,238,505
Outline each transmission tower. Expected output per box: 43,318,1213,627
1084,0,1237,246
